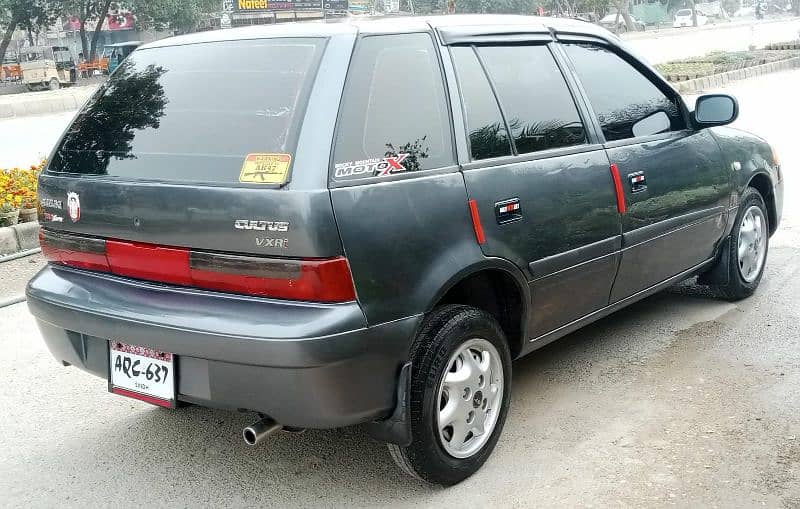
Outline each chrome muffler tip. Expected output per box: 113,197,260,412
243,417,282,446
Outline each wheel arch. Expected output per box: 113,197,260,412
425,258,530,360
746,171,777,235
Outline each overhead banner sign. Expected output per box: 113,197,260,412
234,0,348,10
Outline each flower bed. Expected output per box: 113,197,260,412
1,161,44,227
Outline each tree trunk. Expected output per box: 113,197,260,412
78,21,89,61
0,16,20,69
690,0,698,26
89,0,113,61
614,0,635,32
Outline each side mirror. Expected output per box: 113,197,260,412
694,94,738,127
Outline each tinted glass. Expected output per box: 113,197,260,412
48,38,324,183
332,34,454,181
564,44,685,141
450,46,512,160
477,45,586,155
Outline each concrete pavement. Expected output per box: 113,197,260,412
624,16,800,64
0,70,799,506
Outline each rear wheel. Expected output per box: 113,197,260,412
709,187,769,300
48,78,60,91
387,305,512,485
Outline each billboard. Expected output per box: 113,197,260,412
233,0,348,10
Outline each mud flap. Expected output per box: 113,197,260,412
698,236,731,286
366,362,412,446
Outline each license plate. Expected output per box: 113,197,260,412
109,342,175,408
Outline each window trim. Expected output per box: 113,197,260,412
327,31,458,189
470,45,517,157
461,142,606,171
555,39,693,145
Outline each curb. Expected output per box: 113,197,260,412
671,56,800,93
0,86,96,120
0,221,40,256
0,294,26,308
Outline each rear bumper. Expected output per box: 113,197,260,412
27,265,419,428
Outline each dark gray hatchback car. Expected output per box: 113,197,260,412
28,15,783,484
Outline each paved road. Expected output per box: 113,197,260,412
0,111,75,168
0,70,799,507
623,17,800,64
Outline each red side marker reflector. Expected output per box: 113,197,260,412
111,387,173,408
609,163,627,214
468,199,486,245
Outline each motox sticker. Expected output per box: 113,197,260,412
334,154,409,179
239,153,292,185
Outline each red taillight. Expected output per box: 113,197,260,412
39,229,357,303
189,253,356,302
39,229,110,271
106,240,193,286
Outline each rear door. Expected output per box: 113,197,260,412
447,40,622,339
38,36,348,259
560,41,730,301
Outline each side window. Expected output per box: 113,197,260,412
564,43,686,142
477,45,586,155
332,34,454,181
450,46,512,160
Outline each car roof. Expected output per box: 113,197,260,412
140,14,617,50
105,41,143,48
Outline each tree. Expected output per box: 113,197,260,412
611,0,635,32
1,0,59,65
130,0,219,34
62,0,113,61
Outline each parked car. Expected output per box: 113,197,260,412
28,14,783,485
673,8,709,27
599,12,647,31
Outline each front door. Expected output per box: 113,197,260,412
447,42,622,339
561,42,730,301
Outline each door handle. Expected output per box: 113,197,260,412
628,171,647,193
495,198,522,224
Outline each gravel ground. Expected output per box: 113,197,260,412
0,253,44,299
0,67,798,508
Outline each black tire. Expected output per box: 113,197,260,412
709,186,769,300
387,305,512,485
48,78,60,91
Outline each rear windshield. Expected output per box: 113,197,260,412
676,9,692,16
48,38,325,184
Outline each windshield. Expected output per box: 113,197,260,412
48,38,325,183
676,9,692,16
53,49,72,63
20,51,45,62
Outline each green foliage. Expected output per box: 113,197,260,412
129,0,219,33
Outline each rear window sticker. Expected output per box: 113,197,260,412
239,153,292,185
334,153,409,179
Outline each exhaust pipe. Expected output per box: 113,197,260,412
243,416,282,446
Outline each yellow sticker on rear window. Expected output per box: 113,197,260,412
239,153,292,185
